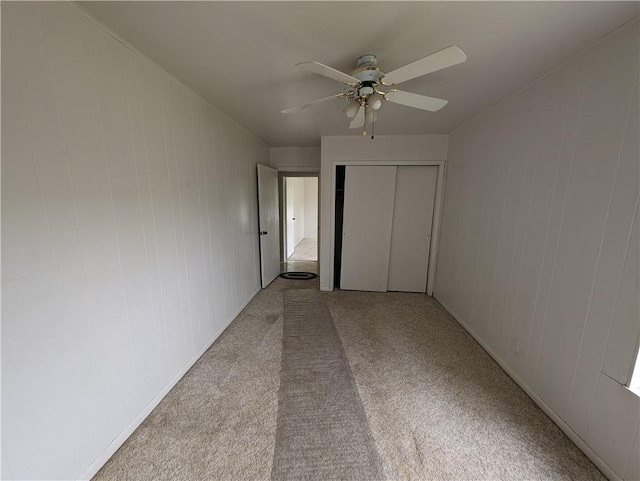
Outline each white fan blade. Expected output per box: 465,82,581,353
382,46,466,86
281,94,342,114
349,106,365,129
296,61,360,85
384,90,448,112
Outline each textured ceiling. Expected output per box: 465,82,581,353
78,2,639,147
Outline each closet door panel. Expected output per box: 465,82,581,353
340,166,396,292
388,166,438,292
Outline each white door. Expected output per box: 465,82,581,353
257,164,280,288
340,166,397,292
387,166,438,292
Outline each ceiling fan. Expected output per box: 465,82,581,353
281,46,467,134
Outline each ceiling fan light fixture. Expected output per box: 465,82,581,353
368,93,384,111
343,99,361,119
282,46,467,132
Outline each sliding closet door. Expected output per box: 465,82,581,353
387,166,437,292
340,166,396,292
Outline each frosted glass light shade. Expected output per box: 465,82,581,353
343,99,361,119
368,93,384,111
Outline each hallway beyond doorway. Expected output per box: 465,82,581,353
282,237,317,274
287,237,317,261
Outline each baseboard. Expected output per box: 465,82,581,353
432,293,622,481
78,286,262,481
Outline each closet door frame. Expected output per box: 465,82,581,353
329,160,446,295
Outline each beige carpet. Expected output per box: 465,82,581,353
93,278,605,481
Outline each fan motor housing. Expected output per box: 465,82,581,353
356,54,378,68
352,54,385,84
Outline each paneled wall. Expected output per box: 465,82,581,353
2,3,268,480
435,20,639,480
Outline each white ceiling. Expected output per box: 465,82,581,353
78,2,638,147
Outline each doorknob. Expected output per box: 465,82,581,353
260,231,268,235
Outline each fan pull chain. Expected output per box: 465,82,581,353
362,107,375,139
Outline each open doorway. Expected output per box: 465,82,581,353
279,173,319,274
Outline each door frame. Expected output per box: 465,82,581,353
277,170,320,263
328,160,446,295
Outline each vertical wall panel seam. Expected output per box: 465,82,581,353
469,147,490,327
39,3,116,434
449,140,467,309
623,420,640,477
469,149,488,324
170,85,196,348
222,122,231,312
500,103,536,356
478,136,502,335
486,137,506,331
165,80,191,357
210,116,228,318
222,120,235,314
155,74,178,349
504,112,534,351
224,122,233,314
523,72,575,377
130,54,164,367
597,193,639,382
190,96,211,338
87,17,138,374
202,106,216,328
237,132,247,301
213,118,229,318
185,94,204,339
199,104,217,334
486,109,518,350
532,64,589,390
508,99,544,368
453,130,478,313
567,68,639,416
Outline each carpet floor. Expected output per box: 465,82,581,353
272,289,383,480
93,278,605,481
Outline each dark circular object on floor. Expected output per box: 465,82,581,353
279,272,317,280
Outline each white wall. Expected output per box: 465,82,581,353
288,177,305,247
303,177,318,239
1,3,268,480
320,135,448,291
270,146,320,171
435,20,639,480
